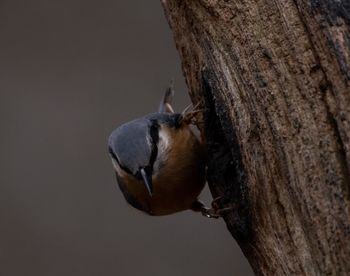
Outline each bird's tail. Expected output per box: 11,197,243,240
158,79,174,113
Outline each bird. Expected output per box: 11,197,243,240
108,83,226,218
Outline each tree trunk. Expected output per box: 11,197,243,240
161,0,350,275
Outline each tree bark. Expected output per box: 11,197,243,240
161,1,350,275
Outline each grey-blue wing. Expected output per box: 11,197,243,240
109,118,153,174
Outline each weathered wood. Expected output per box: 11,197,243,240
161,0,350,275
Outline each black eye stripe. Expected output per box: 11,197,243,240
149,120,159,167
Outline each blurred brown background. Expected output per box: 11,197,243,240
0,1,253,275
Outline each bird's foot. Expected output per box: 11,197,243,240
180,100,207,126
180,109,206,126
192,197,234,219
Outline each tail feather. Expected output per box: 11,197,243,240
159,80,174,113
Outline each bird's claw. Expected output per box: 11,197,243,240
199,196,234,219
201,206,233,219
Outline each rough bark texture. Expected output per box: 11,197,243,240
161,1,350,275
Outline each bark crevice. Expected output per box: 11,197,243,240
201,68,252,244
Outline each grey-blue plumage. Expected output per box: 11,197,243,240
108,118,155,175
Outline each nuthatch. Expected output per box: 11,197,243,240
108,84,226,218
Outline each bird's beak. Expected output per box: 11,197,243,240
140,168,153,196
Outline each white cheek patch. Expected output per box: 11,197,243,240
158,127,171,153
146,133,153,149
153,127,172,177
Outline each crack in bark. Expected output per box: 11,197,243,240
201,68,252,244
